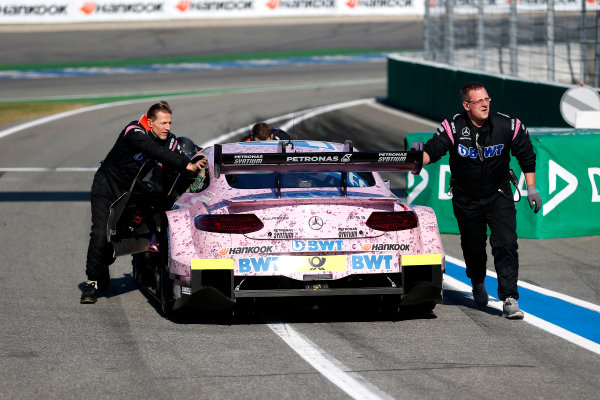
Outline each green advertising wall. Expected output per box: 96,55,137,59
405,131,600,239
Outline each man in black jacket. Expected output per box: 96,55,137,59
420,82,542,319
81,101,206,304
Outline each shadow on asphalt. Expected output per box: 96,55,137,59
443,288,504,318
78,275,504,323
77,273,141,301
165,296,440,326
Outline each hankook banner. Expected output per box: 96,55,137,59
0,0,423,23
3,0,599,23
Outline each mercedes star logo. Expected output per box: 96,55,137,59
308,216,324,230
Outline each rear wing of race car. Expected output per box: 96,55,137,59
213,140,423,197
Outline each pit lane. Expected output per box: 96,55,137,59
1,20,599,400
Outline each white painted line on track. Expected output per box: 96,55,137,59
278,98,375,131
200,98,377,147
0,80,384,141
268,322,395,400
0,101,138,140
443,260,600,356
367,101,439,129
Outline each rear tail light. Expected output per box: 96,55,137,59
366,211,418,231
194,214,264,234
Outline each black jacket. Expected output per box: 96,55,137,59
98,121,190,196
423,111,536,197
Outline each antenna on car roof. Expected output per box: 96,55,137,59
290,117,297,142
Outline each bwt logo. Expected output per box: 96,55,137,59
292,240,343,252
352,255,393,270
239,257,277,273
457,144,504,159
266,0,280,8
346,0,359,7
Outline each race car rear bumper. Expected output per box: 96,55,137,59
173,263,443,309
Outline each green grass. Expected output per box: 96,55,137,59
0,101,98,125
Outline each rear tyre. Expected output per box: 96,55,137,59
132,255,141,284
233,298,256,323
159,265,175,318
378,295,402,319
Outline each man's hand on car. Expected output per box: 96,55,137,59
411,141,424,152
186,157,207,174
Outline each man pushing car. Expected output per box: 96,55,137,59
80,101,206,304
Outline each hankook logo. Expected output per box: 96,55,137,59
176,0,191,11
265,0,335,9
3,3,68,15
80,1,164,14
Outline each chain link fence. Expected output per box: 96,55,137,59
421,0,600,88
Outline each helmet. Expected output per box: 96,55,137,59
178,137,201,159
270,127,290,140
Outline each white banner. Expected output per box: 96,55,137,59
0,0,597,23
0,0,423,23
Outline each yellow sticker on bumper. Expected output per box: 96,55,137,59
192,259,234,270
402,254,443,266
238,255,347,273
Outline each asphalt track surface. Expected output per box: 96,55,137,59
1,18,599,400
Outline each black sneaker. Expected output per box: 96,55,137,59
80,281,98,304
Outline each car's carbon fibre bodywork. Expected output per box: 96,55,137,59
164,140,445,313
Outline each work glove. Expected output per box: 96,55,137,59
411,141,424,152
527,185,542,214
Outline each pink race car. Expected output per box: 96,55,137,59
131,140,445,318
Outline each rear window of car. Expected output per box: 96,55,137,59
226,171,375,189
